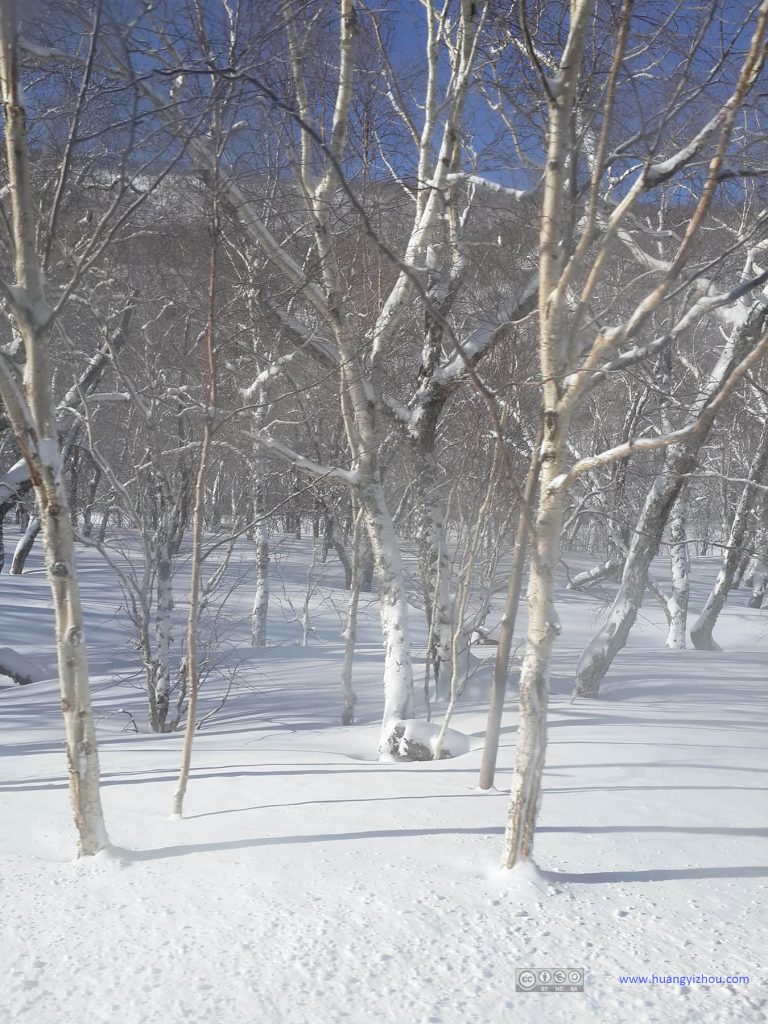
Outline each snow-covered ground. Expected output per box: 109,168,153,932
1,540,766,1024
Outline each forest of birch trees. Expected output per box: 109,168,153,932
1,0,768,867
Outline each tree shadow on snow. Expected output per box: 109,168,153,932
544,865,768,884
118,822,768,886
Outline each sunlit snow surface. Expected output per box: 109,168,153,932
1,540,766,1024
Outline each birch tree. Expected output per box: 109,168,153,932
501,0,768,867
0,0,107,854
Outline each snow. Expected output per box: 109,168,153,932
390,718,472,758
444,172,534,201
0,544,766,1024
0,646,48,685
0,459,30,503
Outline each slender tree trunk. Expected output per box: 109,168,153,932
742,554,758,590
153,541,173,731
731,547,753,590
68,447,80,529
414,469,453,688
340,504,363,725
173,183,219,817
299,540,317,646
82,465,101,538
172,424,212,814
479,453,539,790
749,576,767,608
746,509,768,606
43,455,108,853
11,513,39,574
503,0,592,866
503,442,567,866
251,470,269,647
97,504,111,543
665,493,690,648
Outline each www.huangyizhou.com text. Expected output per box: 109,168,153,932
618,973,750,986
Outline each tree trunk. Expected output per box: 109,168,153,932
415,472,453,690
360,481,415,751
251,474,269,647
574,447,694,696
0,0,113,855
749,576,767,608
153,542,173,731
44,456,109,854
665,493,690,648
11,513,39,574
340,505,363,725
174,181,219,815
731,547,751,589
478,453,538,791
503,439,566,867
504,0,591,866
96,504,111,543
81,465,101,538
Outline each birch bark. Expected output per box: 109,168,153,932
0,0,108,854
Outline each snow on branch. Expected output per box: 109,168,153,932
645,107,730,187
429,279,538,387
249,431,358,486
445,173,536,201
0,458,31,504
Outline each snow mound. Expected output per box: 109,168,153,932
0,647,49,685
385,719,471,760
486,857,550,895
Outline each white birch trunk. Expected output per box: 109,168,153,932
248,374,271,646
174,184,219,816
251,514,269,647
153,542,173,730
749,575,767,608
0,0,107,854
300,541,317,646
746,511,768,606
340,505,363,725
43,447,109,854
418,490,453,687
503,0,593,866
360,482,415,752
742,552,759,590
11,513,39,574
503,449,566,866
478,453,538,791
665,494,689,648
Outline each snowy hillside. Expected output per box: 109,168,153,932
1,541,765,1024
